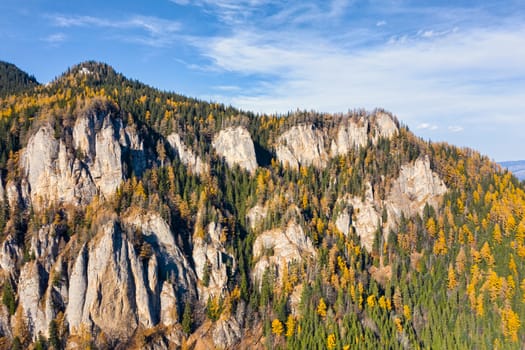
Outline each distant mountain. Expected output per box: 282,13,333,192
499,160,525,180
0,60,39,97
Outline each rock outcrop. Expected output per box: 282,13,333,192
193,222,235,301
21,125,96,209
386,156,447,221
21,102,145,210
252,222,316,285
246,204,268,231
212,126,257,174
276,124,328,169
275,112,398,169
330,117,369,156
374,112,398,140
167,132,207,175
66,212,196,340
335,183,382,252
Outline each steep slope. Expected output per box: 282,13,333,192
0,61,39,97
0,62,523,349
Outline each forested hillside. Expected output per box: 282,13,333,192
0,61,523,349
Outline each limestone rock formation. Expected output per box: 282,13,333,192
193,222,235,301
167,132,207,175
276,112,398,169
66,213,196,340
212,126,257,174
252,222,316,285
330,117,369,156
386,156,447,221
21,102,145,210
21,125,96,209
336,183,382,252
246,204,268,231
276,124,328,169
374,111,399,140
212,316,242,349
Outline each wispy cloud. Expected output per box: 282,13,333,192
417,123,438,130
448,125,464,133
376,20,387,27
49,14,181,47
195,21,525,125
43,33,66,45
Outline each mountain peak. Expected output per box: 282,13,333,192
0,60,39,97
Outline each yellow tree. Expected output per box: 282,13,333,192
272,319,284,336
327,334,337,350
447,264,458,290
285,315,295,338
317,298,327,318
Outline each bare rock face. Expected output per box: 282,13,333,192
18,261,49,338
276,124,328,169
0,234,21,275
167,132,207,175
21,125,96,209
330,117,369,156
160,282,178,327
123,211,197,299
386,156,447,221
212,126,257,174
212,316,242,349
374,112,398,140
246,204,268,231
252,222,316,286
193,222,235,301
335,183,382,252
66,214,196,341
21,103,145,210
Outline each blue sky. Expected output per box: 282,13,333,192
1,0,524,161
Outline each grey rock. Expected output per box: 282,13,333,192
167,132,208,175
212,126,257,174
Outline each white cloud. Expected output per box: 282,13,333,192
448,125,464,133
193,21,525,132
417,123,438,130
50,14,181,47
43,33,66,44
376,20,387,26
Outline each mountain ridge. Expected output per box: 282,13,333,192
0,61,523,349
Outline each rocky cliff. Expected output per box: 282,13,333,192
20,100,145,210
275,111,398,169
167,132,208,175
212,126,257,174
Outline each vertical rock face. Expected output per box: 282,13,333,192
66,213,196,340
374,112,398,140
252,222,316,286
276,112,398,169
21,103,145,210
18,262,49,338
212,126,258,174
276,124,328,169
335,183,382,252
386,156,447,221
246,204,268,231
0,234,21,275
21,125,96,209
167,132,207,175
193,222,235,301
330,117,369,156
